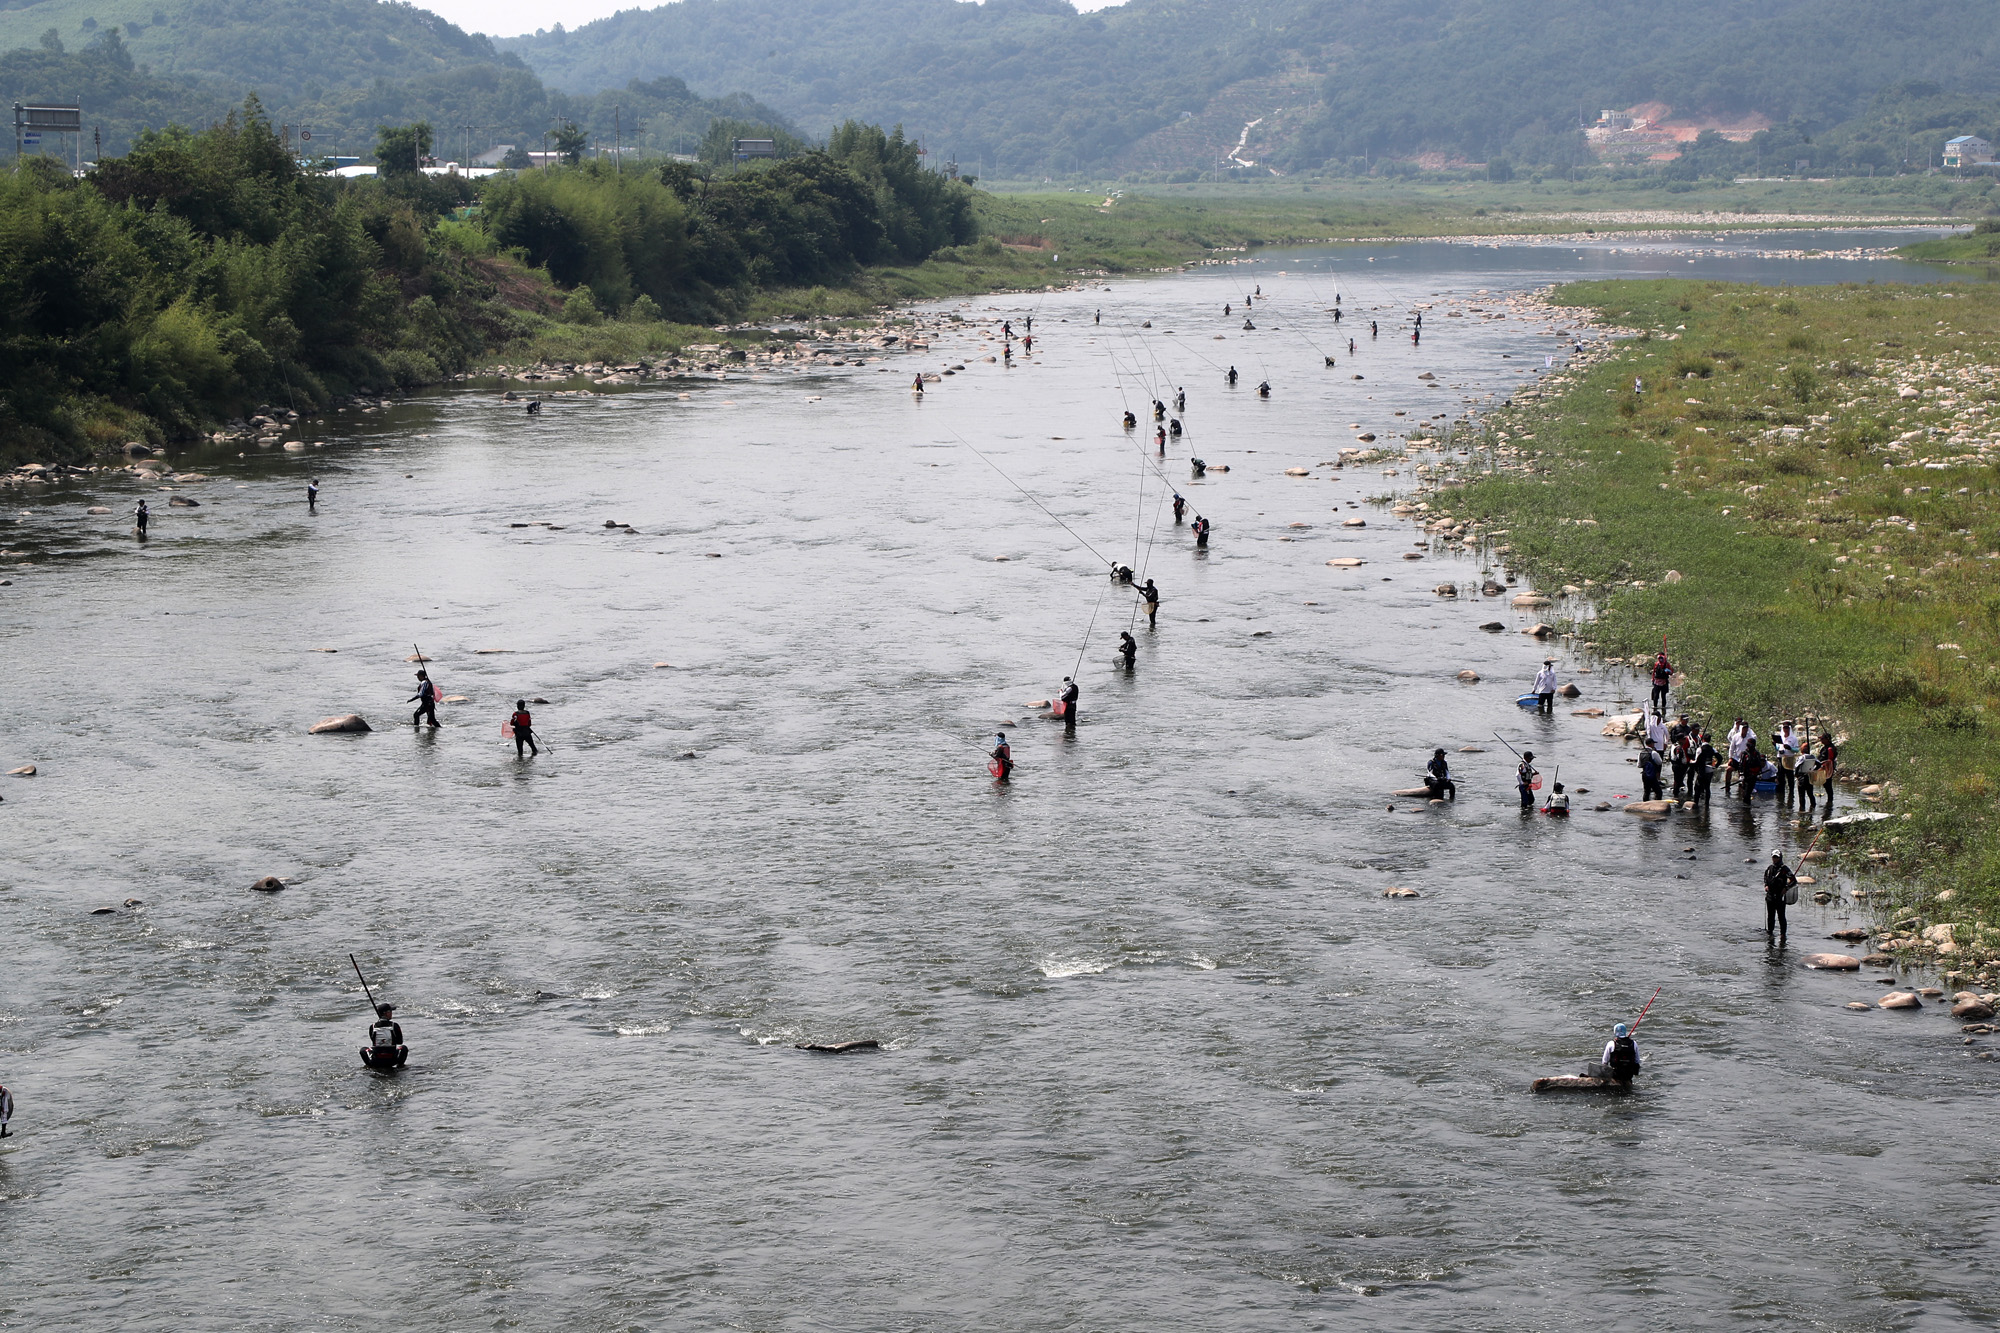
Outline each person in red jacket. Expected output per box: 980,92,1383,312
508,699,539,758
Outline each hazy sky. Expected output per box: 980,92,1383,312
428,0,1126,41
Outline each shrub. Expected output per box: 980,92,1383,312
560,289,602,325
627,294,662,322
1839,664,1920,705
1787,364,1819,404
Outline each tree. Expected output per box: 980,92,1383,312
553,122,587,166
376,122,434,175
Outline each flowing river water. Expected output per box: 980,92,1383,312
2,229,1996,1330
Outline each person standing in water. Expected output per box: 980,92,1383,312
1059,677,1079,736
1155,425,1166,454
409,671,440,728
1174,388,1185,413
1649,649,1673,717
1532,659,1558,713
1118,631,1137,668
1140,578,1160,628
1692,731,1720,806
990,732,1013,781
0,1079,12,1137
912,374,925,395
1094,310,1100,325
307,479,320,513
134,499,149,535
1171,494,1186,525
509,699,539,758
1763,850,1796,941
1370,321,1378,338
1515,750,1539,808
1193,515,1210,548
1226,366,1238,386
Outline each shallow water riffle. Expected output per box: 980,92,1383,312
0,231,1994,1330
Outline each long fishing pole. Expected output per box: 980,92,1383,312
1629,986,1663,1034
350,953,379,1013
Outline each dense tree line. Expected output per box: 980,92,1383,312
0,103,977,462
507,0,2000,174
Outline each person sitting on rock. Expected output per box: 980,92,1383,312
1423,748,1455,800
1591,1023,1641,1083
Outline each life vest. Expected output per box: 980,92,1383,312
369,1020,400,1051
1607,1036,1640,1079
511,711,532,733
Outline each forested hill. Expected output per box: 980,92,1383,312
0,25,794,161
503,0,2000,174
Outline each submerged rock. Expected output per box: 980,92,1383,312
1803,953,1861,970
1879,991,1923,1010
251,875,285,892
309,714,371,734
1382,886,1420,898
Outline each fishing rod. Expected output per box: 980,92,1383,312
350,954,380,1013
1629,986,1663,1035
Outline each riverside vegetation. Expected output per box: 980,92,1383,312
1417,277,2000,972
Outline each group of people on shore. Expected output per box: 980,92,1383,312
1633,714,1838,810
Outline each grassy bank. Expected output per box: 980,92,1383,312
1425,277,2000,970
1899,219,2000,266
993,173,1991,224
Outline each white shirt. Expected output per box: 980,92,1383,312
1533,667,1558,693
1646,717,1668,749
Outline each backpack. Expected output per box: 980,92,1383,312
1608,1037,1640,1079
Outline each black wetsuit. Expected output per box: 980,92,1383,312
410,680,440,728
1194,518,1210,548
511,709,538,758
135,502,149,534
1763,860,1795,939
1060,681,1079,735
1172,496,1186,524
1119,634,1136,667
1141,581,1160,627
1425,756,1455,800
1226,368,1238,386
307,483,319,512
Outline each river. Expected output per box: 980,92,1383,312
2,229,1995,1329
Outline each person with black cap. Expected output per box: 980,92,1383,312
1424,748,1455,800
1122,410,1137,429
1639,740,1665,801
409,671,440,728
134,499,149,536
1226,366,1238,386
1516,750,1539,808
1172,494,1186,524
1140,578,1160,628
1059,676,1079,735
990,732,1013,781
1193,515,1210,548
307,478,320,513
1763,850,1796,941
1174,387,1185,413
1118,631,1137,668
1533,659,1558,713
361,1004,408,1068
509,699,538,758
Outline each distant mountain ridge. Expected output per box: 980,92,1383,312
501,0,2000,174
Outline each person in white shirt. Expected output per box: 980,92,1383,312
1646,713,1668,754
1533,660,1558,713
1725,717,1755,793
1774,722,1800,804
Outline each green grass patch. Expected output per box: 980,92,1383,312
1437,276,2000,941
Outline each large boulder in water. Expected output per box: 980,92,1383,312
1802,953,1861,970
1878,991,1923,1010
251,875,285,892
1623,800,1676,817
309,714,371,734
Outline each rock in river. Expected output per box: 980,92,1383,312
1803,953,1861,970
1878,991,1923,1010
1952,998,1997,1021
309,714,372,734
252,875,285,892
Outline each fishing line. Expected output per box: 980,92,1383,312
943,426,1114,569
